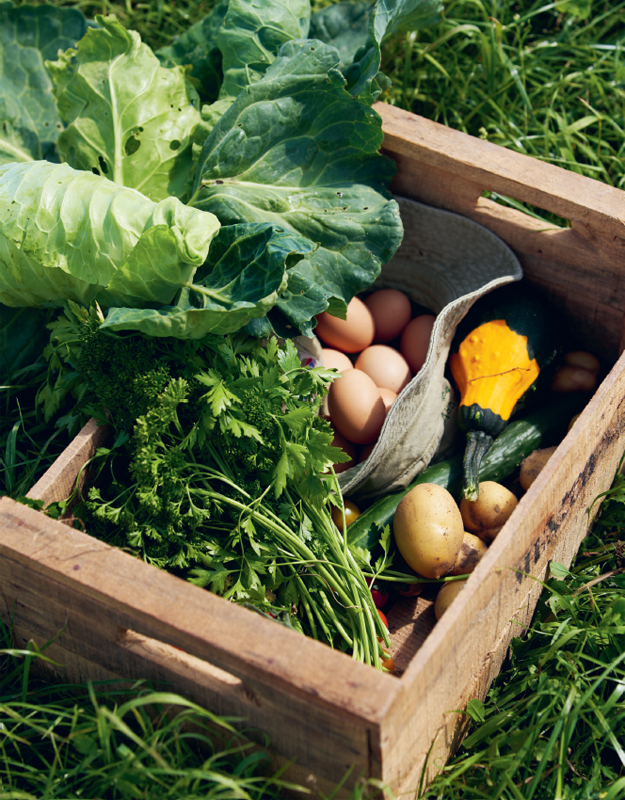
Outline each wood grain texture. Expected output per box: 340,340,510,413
27,417,111,506
387,593,436,676
11,625,354,799
3,102,625,796
375,103,625,238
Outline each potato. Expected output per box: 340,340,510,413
564,350,600,374
568,412,581,432
393,483,464,579
459,481,518,542
551,365,597,393
449,532,488,575
434,580,465,620
478,524,503,545
519,445,558,491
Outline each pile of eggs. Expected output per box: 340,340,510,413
316,289,435,472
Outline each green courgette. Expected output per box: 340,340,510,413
347,392,584,554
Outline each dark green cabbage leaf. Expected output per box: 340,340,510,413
309,1,373,70
192,39,402,336
344,0,444,100
156,0,229,104
0,2,90,164
0,0,448,340
101,223,315,337
199,0,311,133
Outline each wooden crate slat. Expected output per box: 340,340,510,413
384,137,625,361
27,417,111,506
2,553,373,788
0,497,398,727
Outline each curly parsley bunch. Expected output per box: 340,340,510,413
48,313,389,667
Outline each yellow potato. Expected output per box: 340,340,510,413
551,365,597,393
564,350,600,374
393,483,465,579
434,580,466,620
478,524,503,545
568,412,581,432
460,481,518,542
519,445,558,492
449,531,488,575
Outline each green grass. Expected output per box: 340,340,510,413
14,0,214,50
0,356,72,499
381,8,625,791
383,0,625,190
0,621,305,799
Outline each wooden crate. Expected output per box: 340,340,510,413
2,103,625,796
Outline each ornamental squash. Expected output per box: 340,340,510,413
449,286,557,501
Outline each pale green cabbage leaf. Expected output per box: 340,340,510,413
0,161,220,308
46,15,201,202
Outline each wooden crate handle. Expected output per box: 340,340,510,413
375,102,625,238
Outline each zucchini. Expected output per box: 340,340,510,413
449,286,558,501
347,392,584,554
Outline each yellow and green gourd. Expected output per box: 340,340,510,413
449,288,557,501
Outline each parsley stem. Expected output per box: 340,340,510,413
317,590,353,649
294,574,319,641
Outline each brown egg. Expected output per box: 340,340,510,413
355,345,412,394
364,289,412,342
327,368,386,444
328,426,358,474
379,387,398,413
314,297,375,353
321,348,353,372
400,314,436,374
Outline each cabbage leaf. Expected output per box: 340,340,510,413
192,39,402,336
199,0,311,133
0,161,220,308
156,0,229,103
216,0,310,103
309,1,373,70
46,15,201,202
101,223,315,337
0,2,90,164
0,0,447,340
344,0,444,100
